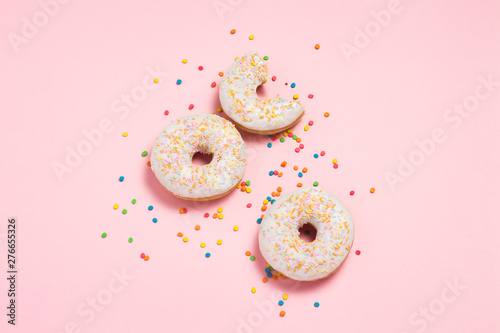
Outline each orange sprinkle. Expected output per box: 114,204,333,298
272,275,278,280
277,187,282,192
293,165,298,171
195,225,200,231
276,191,281,197
146,161,151,167
324,112,330,117
280,275,286,280
144,255,150,261
297,183,303,187
272,192,277,197
261,206,267,211
278,172,283,177
279,310,286,317
230,29,236,34
296,138,302,143
218,72,224,77
177,232,183,237
302,167,308,173
370,187,376,193
245,251,251,256
179,208,184,214
213,213,218,219
315,44,320,50
280,161,287,167
262,277,268,283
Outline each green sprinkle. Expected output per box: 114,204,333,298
101,232,107,238
245,180,250,186
263,56,269,60
141,151,148,157
280,138,285,143
128,237,133,243
313,181,319,187
131,199,137,204
269,267,275,271
292,135,297,140
250,255,255,261
122,209,127,214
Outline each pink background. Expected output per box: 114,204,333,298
1,0,499,332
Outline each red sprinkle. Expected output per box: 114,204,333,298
299,144,304,149
308,94,314,99
271,76,276,81
295,148,300,153
140,253,145,258
350,191,355,196
204,213,209,218
164,110,169,115
188,104,194,110
308,121,314,126
333,163,339,169
273,170,278,175
320,151,325,156
198,66,204,71
271,137,277,141
211,82,216,88
246,203,252,208
355,250,361,255
287,133,293,138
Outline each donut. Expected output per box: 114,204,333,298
219,52,305,135
150,114,247,201
258,187,354,281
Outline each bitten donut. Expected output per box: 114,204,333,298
219,52,305,135
259,187,354,281
150,114,247,201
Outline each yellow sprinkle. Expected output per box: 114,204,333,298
236,184,241,189
246,187,251,193
304,125,309,131
263,199,269,205
182,59,187,64
283,294,288,300
113,204,118,210
287,128,292,133
217,207,223,213
122,133,128,137
154,78,159,83
235,57,239,60
217,240,223,245
333,158,337,163
183,237,188,243
218,213,224,219
293,94,299,100
251,287,256,293
200,243,206,248
249,35,254,40
283,131,288,136
233,225,239,231
216,107,222,112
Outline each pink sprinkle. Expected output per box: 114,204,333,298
204,213,209,218
355,250,361,255
295,148,300,153
140,253,145,259
308,121,314,126
308,94,314,99
184,208,188,213
320,151,325,156
349,191,355,196
246,203,252,208
211,82,216,88
299,144,304,149
272,76,276,81
164,110,169,116
188,104,194,110
273,170,278,175
198,66,204,71
333,163,339,169
287,133,293,138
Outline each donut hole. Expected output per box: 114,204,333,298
298,223,317,243
191,152,214,166
256,84,273,99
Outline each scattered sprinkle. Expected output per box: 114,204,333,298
113,204,119,210
204,213,209,218
263,56,269,60
249,35,254,40
176,79,182,85
279,311,286,317
177,232,183,237
141,151,148,157
122,132,128,137
355,250,361,255
314,302,320,307
164,110,169,116
154,78,159,83
245,251,251,256
183,237,189,242
251,287,256,293
217,240,223,245
201,243,206,248
324,112,329,117
188,104,194,110
230,29,236,34
131,199,136,204
195,225,200,231
119,176,125,182
101,232,107,238
293,94,299,100
291,82,296,88
315,44,320,50
313,181,319,187
182,59,187,64
152,218,158,223
144,256,149,261
350,191,355,196
128,237,133,243
233,225,239,231
122,209,127,214
272,76,276,81
148,205,153,211
218,72,224,77
211,82,216,88
205,253,211,258
283,294,288,300
278,300,284,306
370,187,375,193
250,255,256,261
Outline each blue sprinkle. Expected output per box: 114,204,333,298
205,253,211,258
119,176,124,182
314,153,319,158
271,199,276,204
267,196,272,201
267,272,273,278
291,82,296,88
152,218,158,223
298,172,303,177
257,218,262,224
314,302,320,307
148,205,153,211
176,79,182,85
268,135,273,138
265,267,271,272
278,300,284,306
269,171,274,176
267,143,272,148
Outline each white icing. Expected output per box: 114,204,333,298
219,52,304,133
150,114,247,200
258,187,354,281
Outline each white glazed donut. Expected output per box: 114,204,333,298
219,52,305,135
150,114,247,201
259,187,354,281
